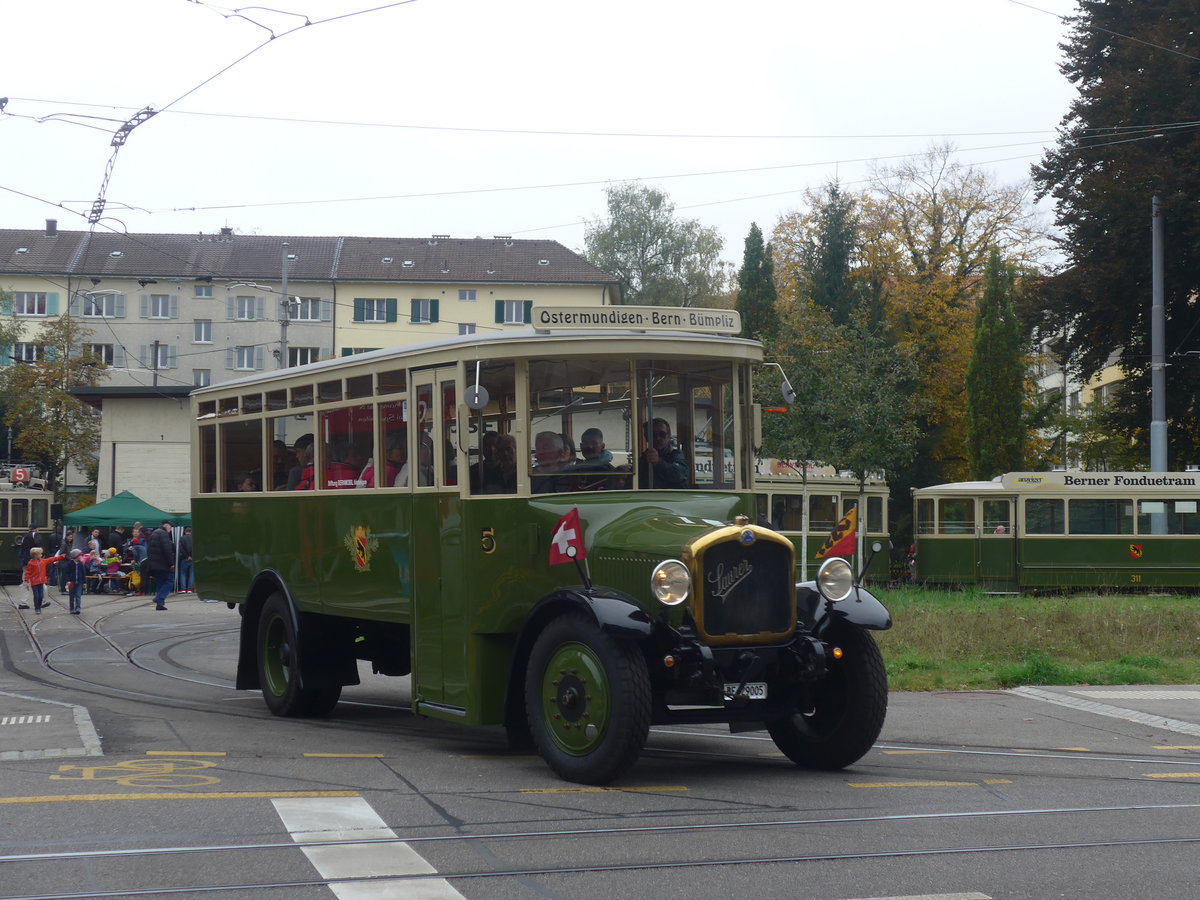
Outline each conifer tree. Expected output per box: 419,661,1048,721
735,223,778,341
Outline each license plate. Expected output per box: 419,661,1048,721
723,682,767,701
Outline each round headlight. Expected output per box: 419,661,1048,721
651,560,690,606
816,557,854,602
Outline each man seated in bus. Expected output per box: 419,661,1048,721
572,427,617,491
532,431,572,494
639,418,688,489
489,434,517,493
287,434,314,490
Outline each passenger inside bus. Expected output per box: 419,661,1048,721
639,418,688,489
532,431,572,494
287,434,314,490
572,427,624,491
470,432,517,494
325,441,362,489
361,431,406,488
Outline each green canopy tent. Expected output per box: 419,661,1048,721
63,491,189,528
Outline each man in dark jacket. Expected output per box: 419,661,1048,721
18,526,41,569
146,520,175,610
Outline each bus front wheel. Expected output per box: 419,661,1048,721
525,612,651,784
257,593,341,717
767,626,887,770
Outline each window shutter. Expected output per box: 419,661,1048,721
386,298,397,323
226,297,235,320
47,293,59,315
170,295,180,318
319,346,331,360
523,300,533,324
140,295,149,318
115,295,126,317
44,345,57,361
0,345,8,367
494,300,504,323
139,345,148,367
257,297,266,321
410,299,419,322
114,346,125,368
341,347,354,357
168,345,178,369
69,294,81,316
321,298,333,322
225,348,234,369
430,299,440,323
255,346,265,370
353,298,365,322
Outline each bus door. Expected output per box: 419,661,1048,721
977,496,1017,591
411,368,469,714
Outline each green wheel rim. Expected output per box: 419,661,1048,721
260,613,291,698
539,640,611,756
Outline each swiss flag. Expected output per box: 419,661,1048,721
549,507,587,566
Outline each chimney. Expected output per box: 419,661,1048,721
219,226,233,238
45,219,57,236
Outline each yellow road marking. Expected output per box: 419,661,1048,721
1144,772,1200,779
521,786,688,794
303,753,385,758
144,751,227,757
1156,746,1200,750
1053,747,1091,752
850,780,989,788
984,779,1014,785
0,791,359,805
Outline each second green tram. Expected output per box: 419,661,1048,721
191,309,892,784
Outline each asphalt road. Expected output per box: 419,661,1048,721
3,585,1200,900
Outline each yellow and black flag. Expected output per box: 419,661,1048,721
816,506,857,559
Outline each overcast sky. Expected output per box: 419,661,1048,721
2,0,1080,262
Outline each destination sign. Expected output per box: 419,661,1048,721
1001,471,1200,490
534,305,742,335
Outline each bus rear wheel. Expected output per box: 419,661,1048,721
257,593,341,717
767,626,887,770
525,612,650,785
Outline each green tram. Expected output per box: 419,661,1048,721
191,307,891,784
0,465,54,576
755,462,890,583
913,470,1200,591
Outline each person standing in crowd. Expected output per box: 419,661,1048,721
177,527,194,594
62,548,88,615
147,520,175,610
19,525,42,569
55,528,75,594
23,546,65,615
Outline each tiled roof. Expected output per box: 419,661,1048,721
0,228,618,287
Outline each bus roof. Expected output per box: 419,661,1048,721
191,326,764,398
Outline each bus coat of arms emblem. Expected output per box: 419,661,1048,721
345,525,379,572
1129,544,1144,559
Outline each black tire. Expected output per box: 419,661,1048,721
525,612,651,784
767,627,887,770
256,592,341,717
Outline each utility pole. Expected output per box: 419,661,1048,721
151,339,160,387
1150,196,1167,472
279,242,290,370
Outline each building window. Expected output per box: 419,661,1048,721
194,319,212,343
236,296,258,320
292,297,323,321
193,369,211,387
352,298,396,323
14,293,47,317
495,299,532,325
234,346,257,370
146,343,175,369
459,323,476,335
87,343,115,366
150,294,171,318
410,299,439,324
290,347,320,367
459,289,477,302
83,293,121,317
12,343,43,363
194,285,213,298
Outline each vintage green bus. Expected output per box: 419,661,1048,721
914,470,1200,591
754,461,890,583
191,307,891,783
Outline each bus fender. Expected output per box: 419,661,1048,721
235,570,298,691
820,586,892,633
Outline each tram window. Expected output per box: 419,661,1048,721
0,499,8,528
220,419,263,491
810,495,838,532
31,499,49,528
346,374,372,400
318,379,342,404
266,415,311,490
1068,498,1133,535
867,496,884,533
441,382,458,486
982,499,1010,534
916,498,935,535
1137,499,1200,535
371,400,408,487
266,390,287,411
937,498,974,534
320,403,373,489
415,384,435,487
1025,498,1064,534
772,494,804,530
199,424,217,493
11,498,28,529
241,393,262,414
467,362,516,495
377,369,406,395
290,385,313,408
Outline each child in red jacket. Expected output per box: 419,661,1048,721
24,546,65,614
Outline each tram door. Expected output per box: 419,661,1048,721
411,367,469,712
977,496,1017,591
